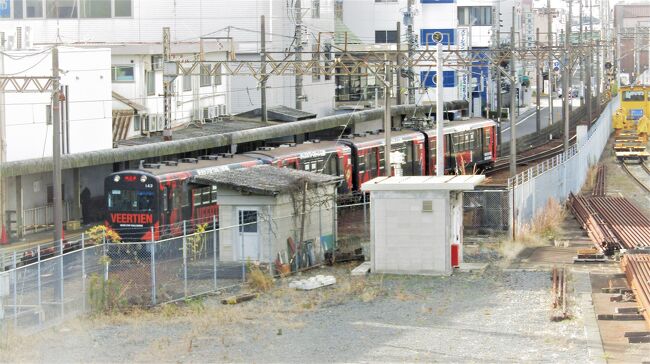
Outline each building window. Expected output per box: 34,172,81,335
311,0,320,18
375,30,397,44
145,70,155,96
213,64,222,86
375,0,397,2
46,0,77,18
25,0,43,18
0,1,11,18
200,64,211,87
80,0,110,18
112,65,135,82
113,0,131,17
133,114,141,131
183,74,192,92
458,6,493,26
324,43,332,81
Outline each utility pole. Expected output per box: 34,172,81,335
563,0,571,152
384,61,392,176
595,0,601,110
496,30,502,155
162,27,172,141
436,42,444,176
547,0,554,126
52,47,62,244
510,23,517,177
468,20,474,117
536,28,542,132
579,0,584,107
294,0,304,110
407,0,415,104
396,22,402,105
586,0,593,123
260,16,268,123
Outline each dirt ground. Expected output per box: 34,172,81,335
1,248,595,364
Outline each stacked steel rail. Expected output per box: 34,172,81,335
568,193,619,254
589,197,650,250
621,254,650,329
592,165,606,196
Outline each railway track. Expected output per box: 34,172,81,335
621,162,650,194
488,136,576,175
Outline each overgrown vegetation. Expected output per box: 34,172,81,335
247,264,274,292
186,223,208,261
517,198,566,244
88,272,128,314
85,225,121,245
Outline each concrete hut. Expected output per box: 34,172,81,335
362,175,485,275
191,166,339,269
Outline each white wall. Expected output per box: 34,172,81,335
370,190,452,275
2,47,112,161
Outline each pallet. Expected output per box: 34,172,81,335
616,151,650,162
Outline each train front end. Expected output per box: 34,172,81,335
105,171,160,242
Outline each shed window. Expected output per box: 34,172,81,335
239,210,258,233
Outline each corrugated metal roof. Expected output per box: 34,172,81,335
191,165,340,195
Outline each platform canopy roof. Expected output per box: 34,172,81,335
361,175,485,191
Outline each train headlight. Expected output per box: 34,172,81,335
113,175,120,182
140,175,147,183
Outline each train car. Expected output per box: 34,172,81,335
105,154,262,241
243,140,354,194
620,85,650,121
105,118,497,240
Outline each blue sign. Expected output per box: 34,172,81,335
420,29,455,46
421,71,456,88
631,109,644,120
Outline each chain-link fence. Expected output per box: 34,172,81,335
1,202,367,336
463,190,511,236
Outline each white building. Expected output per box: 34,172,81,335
0,0,336,142
337,0,497,115
1,46,112,161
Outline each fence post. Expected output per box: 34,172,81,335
12,252,17,328
59,239,64,319
103,233,108,282
150,226,156,305
213,215,217,290
183,220,188,298
240,227,246,283
267,207,272,276
81,234,85,313
37,245,42,324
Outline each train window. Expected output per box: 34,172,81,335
324,154,338,175
338,157,344,177
108,189,156,212
405,142,413,162
286,160,297,169
378,149,385,172
370,149,378,173
358,152,366,173
202,187,211,205
211,186,218,203
469,131,476,149
192,189,201,207
623,91,645,101
484,128,490,149
173,189,182,210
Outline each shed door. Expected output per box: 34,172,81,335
237,208,260,261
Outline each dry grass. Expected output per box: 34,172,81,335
582,164,600,193
516,198,566,245
247,265,274,292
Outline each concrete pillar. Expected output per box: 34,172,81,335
14,176,23,239
72,168,81,221
576,124,588,148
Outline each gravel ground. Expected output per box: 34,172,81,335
1,263,591,363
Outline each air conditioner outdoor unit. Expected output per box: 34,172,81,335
202,107,210,120
156,114,165,131
144,114,164,132
209,106,219,119
218,104,227,116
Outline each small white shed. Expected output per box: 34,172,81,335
191,166,339,269
362,175,485,275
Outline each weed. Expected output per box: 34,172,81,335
88,272,128,314
185,297,206,314
247,264,274,292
